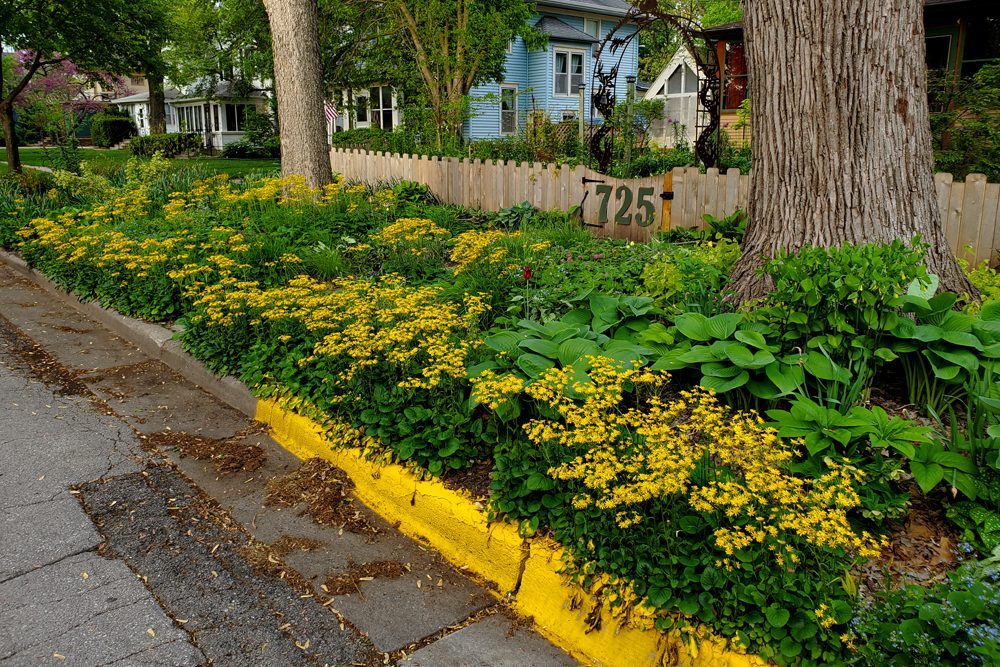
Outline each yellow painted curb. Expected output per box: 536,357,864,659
255,399,764,667
517,540,767,667
255,400,526,594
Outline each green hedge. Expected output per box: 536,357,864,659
90,112,136,148
129,133,201,158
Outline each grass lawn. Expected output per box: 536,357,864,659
3,147,280,178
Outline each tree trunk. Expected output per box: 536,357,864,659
148,72,166,135
730,0,972,301
262,0,331,188
1,103,22,173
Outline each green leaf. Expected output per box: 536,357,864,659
704,313,743,340
765,363,804,395
519,338,560,359
525,472,555,491
722,342,754,367
557,338,601,367
765,606,791,628
674,313,710,341
699,371,749,393
911,460,945,493
735,329,769,349
779,637,802,658
484,331,524,353
516,353,555,379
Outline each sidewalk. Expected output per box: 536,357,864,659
0,263,576,666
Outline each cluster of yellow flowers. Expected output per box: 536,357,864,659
192,273,488,390
478,356,883,567
450,230,516,274
371,217,450,247
470,369,525,409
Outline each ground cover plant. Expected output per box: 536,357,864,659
2,158,999,665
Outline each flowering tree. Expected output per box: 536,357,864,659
0,0,167,172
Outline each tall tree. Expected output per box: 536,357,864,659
729,0,972,300
262,0,331,187
382,0,543,147
0,0,166,171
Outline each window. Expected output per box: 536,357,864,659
224,104,248,131
213,105,220,131
925,34,954,71
370,86,394,130
554,49,585,96
561,110,577,122
960,16,1000,78
130,76,143,86
356,95,369,123
500,85,518,135
722,41,748,110
664,63,698,96
138,106,144,129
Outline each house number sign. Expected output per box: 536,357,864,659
590,184,659,227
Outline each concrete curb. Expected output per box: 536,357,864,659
0,249,762,667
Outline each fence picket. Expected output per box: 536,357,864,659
328,148,998,263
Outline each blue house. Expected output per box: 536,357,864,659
465,0,638,140
330,0,638,141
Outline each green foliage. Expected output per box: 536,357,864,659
929,62,1000,181
90,111,136,148
129,132,201,157
640,238,740,314
850,551,1000,666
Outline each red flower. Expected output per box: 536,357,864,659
522,266,533,281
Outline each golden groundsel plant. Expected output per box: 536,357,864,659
474,356,885,569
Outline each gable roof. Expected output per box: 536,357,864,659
112,89,180,105
536,16,600,43
537,0,634,18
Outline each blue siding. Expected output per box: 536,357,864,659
463,10,639,141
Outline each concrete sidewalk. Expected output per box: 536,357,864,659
0,263,576,667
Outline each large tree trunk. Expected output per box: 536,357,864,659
148,72,166,135
729,0,972,301
262,0,331,188
1,103,22,174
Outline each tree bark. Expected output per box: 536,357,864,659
730,0,973,301
1,102,21,173
148,71,166,135
262,0,331,188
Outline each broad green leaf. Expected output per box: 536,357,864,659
516,353,555,379
519,338,559,359
910,460,945,493
557,338,601,367
675,313,710,341
484,331,524,353
704,313,743,340
699,371,749,393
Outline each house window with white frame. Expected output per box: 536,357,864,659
554,49,584,96
369,86,394,131
500,85,518,135
224,103,249,131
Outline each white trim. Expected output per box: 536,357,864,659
553,47,586,98
643,46,699,101
500,84,518,136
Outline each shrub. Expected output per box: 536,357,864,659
129,132,201,158
90,111,136,148
221,139,279,159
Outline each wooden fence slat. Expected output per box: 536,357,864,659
959,174,987,264
329,148,998,261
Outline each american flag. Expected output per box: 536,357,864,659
325,100,339,122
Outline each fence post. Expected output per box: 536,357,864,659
660,171,673,231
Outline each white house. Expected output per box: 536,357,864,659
172,80,270,150
643,46,701,148
112,89,181,136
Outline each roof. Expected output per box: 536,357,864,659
175,80,268,103
112,89,180,105
536,15,600,43
536,0,634,18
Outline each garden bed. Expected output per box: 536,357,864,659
1,156,999,666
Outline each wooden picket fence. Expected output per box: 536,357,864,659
330,147,1000,265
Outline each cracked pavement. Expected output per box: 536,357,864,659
0,262,576,666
